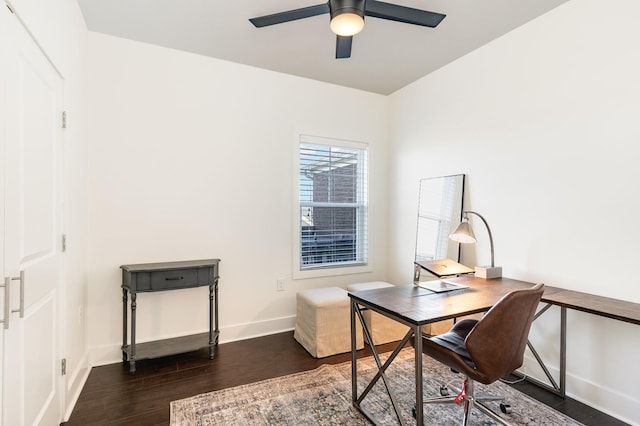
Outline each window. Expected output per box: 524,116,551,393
295,135,368,274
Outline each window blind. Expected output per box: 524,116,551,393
298,138,368,269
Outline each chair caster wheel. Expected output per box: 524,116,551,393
500,403,511,414
412,404,416,418
439,385,450,396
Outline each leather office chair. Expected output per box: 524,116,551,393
418,283,544,425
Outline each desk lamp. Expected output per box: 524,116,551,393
449,210,502,279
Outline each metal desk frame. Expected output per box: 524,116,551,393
349,276,640,425
350,299,424,426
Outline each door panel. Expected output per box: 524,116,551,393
1,4,63,425
22,55,57,264
24,295,56,426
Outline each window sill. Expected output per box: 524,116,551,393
293,263,372,280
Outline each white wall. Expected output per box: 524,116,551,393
86,33,389,364
388,0,640,424
80,1,640,423
8,0,90,419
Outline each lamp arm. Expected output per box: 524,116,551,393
463,210,495,267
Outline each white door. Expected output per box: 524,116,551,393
0,4,8,421
1,4,64,425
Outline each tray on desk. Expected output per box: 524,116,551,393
415,259,474,278
418,279,469,293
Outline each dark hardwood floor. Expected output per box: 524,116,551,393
62,331,627,425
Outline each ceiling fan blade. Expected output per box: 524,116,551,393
336,36,352,59
336,36,353,59
249,3,330,28
364,0,445,27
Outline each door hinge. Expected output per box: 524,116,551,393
62,111,67,129
61,234,67,252
61,358,67,375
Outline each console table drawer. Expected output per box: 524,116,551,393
129,270,203,291
150,269,200,290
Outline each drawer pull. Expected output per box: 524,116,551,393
165,276,184,281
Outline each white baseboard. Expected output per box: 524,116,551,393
521,355,639,425
63,350,92,422
219,315,296,344
89,315,297,367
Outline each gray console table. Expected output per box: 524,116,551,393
121,259,220,373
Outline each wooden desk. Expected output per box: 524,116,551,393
349,276,640,424
121,259,220,373
348,277,540,425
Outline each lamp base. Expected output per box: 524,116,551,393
474,266,502,279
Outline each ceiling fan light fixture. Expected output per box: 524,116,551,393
330,13,364,36
329,0,365,36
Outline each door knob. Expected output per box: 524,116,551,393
11,271,25,318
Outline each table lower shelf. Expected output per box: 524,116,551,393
122,331,219,365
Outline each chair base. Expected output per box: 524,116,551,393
419,378,513,426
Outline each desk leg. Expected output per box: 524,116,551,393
351,301,411,425
560,306,567,396
522,303,566,397
414,325,424,426
350,300,358,404
122,289,128,362
129,292,137,374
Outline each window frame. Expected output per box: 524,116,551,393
293,134,372,279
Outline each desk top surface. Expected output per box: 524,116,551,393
348,276,548,326
348,276,640,326
542,289,640,325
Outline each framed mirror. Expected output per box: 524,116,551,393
414,174,466,280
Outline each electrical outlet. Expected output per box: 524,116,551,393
277,279,286,292
77,305,84,325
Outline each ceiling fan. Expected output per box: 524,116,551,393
249,0,445,59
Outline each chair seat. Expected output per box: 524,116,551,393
427,319,477,368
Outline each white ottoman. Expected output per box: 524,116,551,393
346,281,409,345
294,287,364,358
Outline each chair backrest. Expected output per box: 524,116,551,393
465,283,544,384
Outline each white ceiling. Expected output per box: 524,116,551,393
77,0,567,95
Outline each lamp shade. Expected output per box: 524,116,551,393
449,218,476,244
330,12,364,36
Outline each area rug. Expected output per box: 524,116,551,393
170,349,581,425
